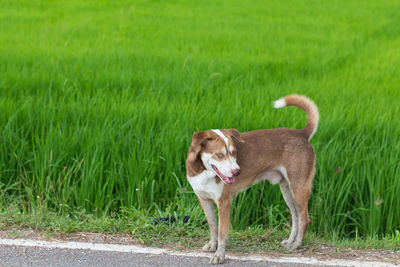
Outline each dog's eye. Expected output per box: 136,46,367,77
217,153,224,159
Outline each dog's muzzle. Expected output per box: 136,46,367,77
212,165,237,184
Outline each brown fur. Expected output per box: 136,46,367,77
186,95,318,264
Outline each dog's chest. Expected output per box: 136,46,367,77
187,170,223,201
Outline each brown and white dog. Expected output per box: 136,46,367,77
186,94,319,264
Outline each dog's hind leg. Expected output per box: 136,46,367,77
279,179,299,249
283,153,315,250
198,197,218,252
289,184,311,250
288,164,315,250
279,162,314,250
286,165,314,250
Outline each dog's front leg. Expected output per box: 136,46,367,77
198,197,218,252
210,194,232,265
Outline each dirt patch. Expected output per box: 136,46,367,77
1,230,399,265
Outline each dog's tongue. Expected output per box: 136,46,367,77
212,165,235,184
226,176,235,184
220,174,235,184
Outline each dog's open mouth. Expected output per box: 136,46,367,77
212,165,235,184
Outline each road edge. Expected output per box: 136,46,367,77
0,238,396,267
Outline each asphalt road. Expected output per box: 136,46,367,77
0,245,325,267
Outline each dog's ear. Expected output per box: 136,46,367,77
228,129,245,143
187,131,212,162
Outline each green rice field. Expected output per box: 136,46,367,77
0,0,399,239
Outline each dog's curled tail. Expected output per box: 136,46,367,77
273,94,319,141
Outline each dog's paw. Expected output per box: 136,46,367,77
282,240,301,251
210,253,225,265
202,242,217,252
281,239,294,249
287,241,301,250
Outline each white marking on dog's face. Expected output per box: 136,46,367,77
211,129,229,146
221,147,227,155
187,170,223,201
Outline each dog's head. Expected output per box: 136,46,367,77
187,129,245,184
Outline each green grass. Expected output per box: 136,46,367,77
0,0,399,242
1,204,399,251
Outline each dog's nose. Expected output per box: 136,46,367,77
232,168,241,177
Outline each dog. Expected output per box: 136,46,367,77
186,94,318,264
